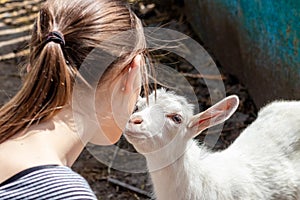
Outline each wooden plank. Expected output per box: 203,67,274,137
0,24,32,36
0,35,30,48
4,13,38,26
0,0,41,14
0,49,29,61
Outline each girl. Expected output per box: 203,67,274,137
0,0,150,199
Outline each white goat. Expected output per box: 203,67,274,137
124,89,300,200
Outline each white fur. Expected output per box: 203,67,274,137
124,89,300,200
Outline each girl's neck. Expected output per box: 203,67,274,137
44,106,86,166
0,107,85,183
18,106,85,166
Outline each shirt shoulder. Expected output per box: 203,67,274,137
0,165,97,200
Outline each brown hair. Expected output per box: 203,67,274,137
0,0,150,143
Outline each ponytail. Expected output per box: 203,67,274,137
0,38,73,143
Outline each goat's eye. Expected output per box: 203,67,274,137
167,114,183,124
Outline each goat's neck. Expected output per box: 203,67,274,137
145,140,213,200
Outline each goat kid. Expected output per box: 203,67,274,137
124,89,300,200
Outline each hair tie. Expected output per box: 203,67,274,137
46,31,65,46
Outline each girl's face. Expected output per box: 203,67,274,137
91,55,143,145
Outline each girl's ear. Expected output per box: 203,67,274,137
123,54,142,93
26,64,31,73
187,95,239,138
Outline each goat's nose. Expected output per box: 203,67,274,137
129,117,143,125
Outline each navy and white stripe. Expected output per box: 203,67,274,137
0,165,97,200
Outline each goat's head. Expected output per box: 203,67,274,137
124,89,239,154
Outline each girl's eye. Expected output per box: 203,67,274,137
167,114,183,124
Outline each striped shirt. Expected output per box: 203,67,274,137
0,165,97,200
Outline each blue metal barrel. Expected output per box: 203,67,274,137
185,0,300,107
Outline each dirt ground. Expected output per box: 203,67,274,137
0,1,257,199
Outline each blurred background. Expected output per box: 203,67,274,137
0,0,298,199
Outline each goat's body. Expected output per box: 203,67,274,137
148,101,300,200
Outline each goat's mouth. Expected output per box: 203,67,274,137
123,129,151,139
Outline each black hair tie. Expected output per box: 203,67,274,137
46,31,65,47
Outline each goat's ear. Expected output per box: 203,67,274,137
187,95,239,138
